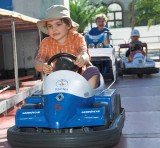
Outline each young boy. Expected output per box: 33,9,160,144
35,5,100,89
126,29,143,57
89,14,110,35
86,14,112,73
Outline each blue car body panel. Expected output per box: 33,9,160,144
85,32,111,48
16,90,115,128
15,70,116,129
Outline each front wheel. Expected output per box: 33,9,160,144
93,102,110,131
137,74,143,78
113,94,121,118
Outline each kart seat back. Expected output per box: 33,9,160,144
118,42,148,57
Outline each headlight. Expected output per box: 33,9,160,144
88,43,95,48
96,43,103,48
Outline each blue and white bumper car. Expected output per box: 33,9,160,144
85,31,116,80
117,43,159,78
7,53,125,148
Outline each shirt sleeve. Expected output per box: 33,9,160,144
74,32,91,59
35,38,49,63
75,33,87,53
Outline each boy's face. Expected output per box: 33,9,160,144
96,18,106,30
46,19,71,44
131,36,139,41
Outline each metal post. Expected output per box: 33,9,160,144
38,29,42,44
38,29,44,92
131,0,135,30
11,18,19,93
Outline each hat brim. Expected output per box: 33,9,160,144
37,17,79,35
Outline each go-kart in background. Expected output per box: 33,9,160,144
106,25,160,61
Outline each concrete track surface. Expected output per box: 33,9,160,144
0,63,160,148
113,62,160,148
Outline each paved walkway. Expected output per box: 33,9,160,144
113,62,160,148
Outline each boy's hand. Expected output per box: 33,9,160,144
74,55,85,67
42,63,53,74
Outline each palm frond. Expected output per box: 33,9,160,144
70,0,108,33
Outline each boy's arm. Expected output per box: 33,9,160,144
74,47,90,67
35,61,43,72
35,61,53,74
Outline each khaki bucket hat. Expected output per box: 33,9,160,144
37,5,79,35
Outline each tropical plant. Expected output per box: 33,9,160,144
69,0,109,33
129,0,160,27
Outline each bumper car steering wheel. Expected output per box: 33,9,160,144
47,53,82,74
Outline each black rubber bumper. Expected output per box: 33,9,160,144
119,67,159,75
7,109,125,148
